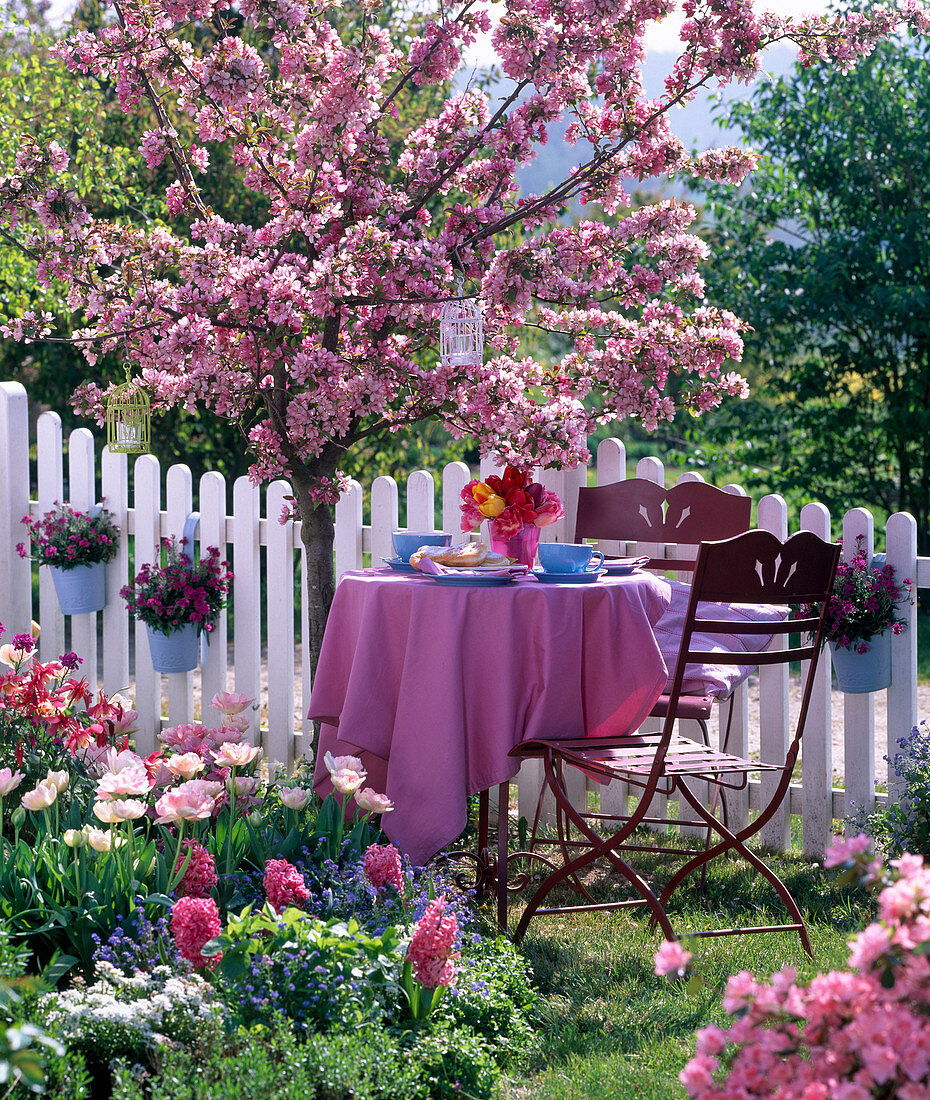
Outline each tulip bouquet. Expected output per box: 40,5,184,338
460,466,564,539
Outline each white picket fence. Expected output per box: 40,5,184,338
0,379,926,856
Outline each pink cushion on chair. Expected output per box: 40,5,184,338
653,580,789,698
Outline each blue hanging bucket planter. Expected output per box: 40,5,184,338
49,562,106,615
146,622,200,673
829,631,892,694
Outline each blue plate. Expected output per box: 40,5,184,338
532,567,607,584
603,562,640,576
382,556,418,574
426,572,515,587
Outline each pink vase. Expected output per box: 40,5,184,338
488,522,540,567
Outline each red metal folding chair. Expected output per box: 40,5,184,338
506,529,840,953
575,478,752,743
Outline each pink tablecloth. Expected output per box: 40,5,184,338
310,569,672,865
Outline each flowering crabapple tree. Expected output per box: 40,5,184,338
0,0,927,674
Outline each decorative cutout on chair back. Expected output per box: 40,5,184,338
694,530,839,606
574,478,751,562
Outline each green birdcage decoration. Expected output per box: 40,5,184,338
106,380,151,454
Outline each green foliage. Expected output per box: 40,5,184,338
205,907,403,1032
437,935,538,1068
107,1020,427,1100
852,720,930,858
689,31,930,545
0,978,64,1096
0,828,174,976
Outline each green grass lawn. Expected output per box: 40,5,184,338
488,831,869,1100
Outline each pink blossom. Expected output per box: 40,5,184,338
96,763,151,800
213,741,261,768
0,768,23,797
407,896,460,989
263,858,310,913
363,843,404,892
171,896,221,968
354,787,394,814
166,752,206,780
280,786,313,811
653,939,692,977
823,832,872,869
210,690,251,715
323,751,365,775
154,779,220,823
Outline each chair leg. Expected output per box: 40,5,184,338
512,828,678,945
510,753,677,944
659,780,812,956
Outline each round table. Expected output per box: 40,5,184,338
310,567,672,865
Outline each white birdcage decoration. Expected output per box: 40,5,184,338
439,280,484,369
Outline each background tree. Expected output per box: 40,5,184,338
1,0,924,673
689,28,930,547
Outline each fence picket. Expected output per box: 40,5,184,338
36,413,64,664
886,511,919,801
101,447,130,698
758,493,790,851
232,476,261,743
843,509,876,824
132,455,161,755
165,465,194,726
800,502,834,856
68,430,98,689
200,472,228,723
371,476,399,564
266,480,296,766
406,470,435,532
0,384,32,638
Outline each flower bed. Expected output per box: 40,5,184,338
0,628,537,1098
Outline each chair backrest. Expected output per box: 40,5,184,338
574,479,751,572
663,529,841,752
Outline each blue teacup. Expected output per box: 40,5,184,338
392,530,452,561
537,542,605,574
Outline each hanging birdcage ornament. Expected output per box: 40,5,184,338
439,277,484,369
106,379,151,454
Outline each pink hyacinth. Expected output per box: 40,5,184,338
407,896,460,989
363,843,404,892
170,896,221,968
264,858,310,913
174,838,218,899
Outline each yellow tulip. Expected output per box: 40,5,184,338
477,493,507,518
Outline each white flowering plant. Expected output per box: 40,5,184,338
38,962,226,1067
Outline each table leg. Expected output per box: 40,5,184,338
497,780,509,933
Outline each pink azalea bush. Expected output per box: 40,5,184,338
678,838,930,1099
